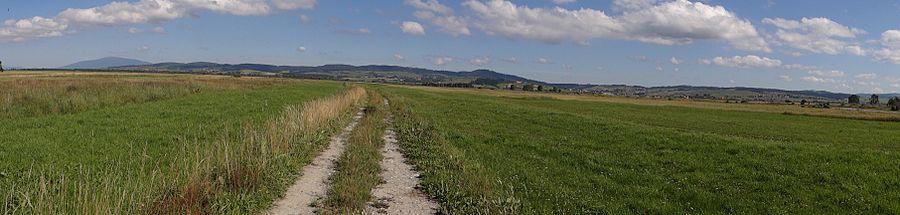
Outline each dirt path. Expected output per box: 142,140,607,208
266,109,365,215
367,99,438,214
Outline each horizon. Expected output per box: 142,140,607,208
3,0,900,94
21,56,900,95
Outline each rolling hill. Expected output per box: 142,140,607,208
112,62,899,102
62,57,150,69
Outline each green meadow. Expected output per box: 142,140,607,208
3,72,898,214
379,85,900,214
1,72,363,214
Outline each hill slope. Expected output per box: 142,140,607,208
114,62,899,102
62,57,150,69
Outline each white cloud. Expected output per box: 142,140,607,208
405,0,453,15
801,76,836,83
807,70,845,77
503,57,518,63
536,58,551,64
613,0,659,11
0,16,68,42
401,21,426,35
128,27,143,34
405,0,471,36
271,0,317,10
431,56,454,65
0,0,314,42
138,46,150,51
338,28,372,35
151,26,165,33
873,30,900,64
779,75,793,82
299,15,311,24
855,73,877,80
470,56,491,66
670,57,683,65
296,46,307,52
762,17,866,55
702,55,782,68
413,11,471,36
552,0,577,4
463,0,770,51
783,64,816,70
393,54,405,61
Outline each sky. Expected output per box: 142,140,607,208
2,0,900,94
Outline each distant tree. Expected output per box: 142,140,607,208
523,84,534,91
870,94,880,105
536,85,544,91
848,95,860,104
800,99,808,106
889,97,900,111
0,60,4,73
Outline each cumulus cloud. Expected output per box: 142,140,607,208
536,58,551,64
405,0,471,36
401,21,426,35
431,56,454,65
854,73,877,80
394,54,405,61
613,0,659,11
296,46,307,52
801,76,836,83
337,28,372,35
299,15,311,24
872,30,900,64
271,0,316,10
701,55,782,68
552,0,577,4
762,17,866,55
0,16,68,42
670,57,683,65
0,0,315,42
128,27,143,34
470,56,491,66
462,0,770,51
779,75,793,82
807,70,845,77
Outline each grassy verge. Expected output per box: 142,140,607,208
379,85,900,214
387,91,519,214
322,91,386,214
0,73,367,214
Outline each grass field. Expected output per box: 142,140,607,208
379,85,900,214
0,72,365,214
4,71,899,214
405,86,900,122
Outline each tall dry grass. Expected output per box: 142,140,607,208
0,72,292,118
322,91,386,214
2,86,367,214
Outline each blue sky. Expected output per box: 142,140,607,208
2,0,900,93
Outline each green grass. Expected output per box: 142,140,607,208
0,73,362,214
379,85,900,214
322,92,386,213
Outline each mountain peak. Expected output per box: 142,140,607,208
62,57,150,69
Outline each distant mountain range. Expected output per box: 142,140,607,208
62,57,150,69
53,57,899,102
